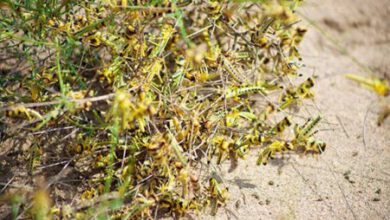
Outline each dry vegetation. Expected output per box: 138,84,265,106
0,0,331,219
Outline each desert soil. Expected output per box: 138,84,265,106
210,0,390,219
1,0,389,219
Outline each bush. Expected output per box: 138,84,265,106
0,0,324,219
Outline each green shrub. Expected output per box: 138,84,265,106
0,0,324,219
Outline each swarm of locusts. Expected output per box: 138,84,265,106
0,0,326,219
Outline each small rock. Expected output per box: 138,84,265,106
235,200,241,209
251,193,260,200
343,170,355,184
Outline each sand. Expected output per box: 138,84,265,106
1,0,389,219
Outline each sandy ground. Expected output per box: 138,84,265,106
0,1,388,219
209,0,390,219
